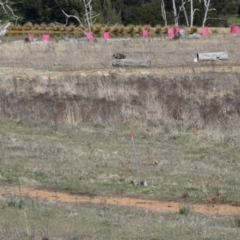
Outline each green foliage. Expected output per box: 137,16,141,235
6,196,27,209
235,217,240,228
179,205,191,216
4,0,240,27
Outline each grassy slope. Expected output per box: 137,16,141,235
1,70,240,206
1,37,240,239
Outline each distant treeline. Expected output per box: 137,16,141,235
2,0,240,27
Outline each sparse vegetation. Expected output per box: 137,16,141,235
0,35,240,239
179,205,191,215
0,196,239,240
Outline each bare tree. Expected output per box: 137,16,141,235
62,0,100,31
160,0,167,27
189,0,200,27
0,0,19,24
83,0,100,28
62,9,83,26
179,0,189,27
0,22,10,37
0,0,20,38
164,0,214,28
172,0,178,26
177,0,200,27
201,0,216,27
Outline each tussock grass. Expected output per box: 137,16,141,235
7,23,234,37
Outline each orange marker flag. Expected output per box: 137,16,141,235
130,130,134,138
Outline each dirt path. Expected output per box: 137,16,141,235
0,186,240,216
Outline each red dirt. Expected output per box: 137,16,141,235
0,186,240,216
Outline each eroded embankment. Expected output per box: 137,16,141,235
1,185,240,216
0,67,240,128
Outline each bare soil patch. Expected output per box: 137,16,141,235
1,186,240,216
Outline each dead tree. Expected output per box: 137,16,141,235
0,0,20,38
179,0,189,27
172,0,178,26
0,22,10,37
0,0,20,24
160,0,167,27
200,0,216,27
62,0,100,33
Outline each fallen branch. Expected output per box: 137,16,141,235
197,52,228,61
112,58,151,67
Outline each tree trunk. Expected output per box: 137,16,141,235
172,0,178,26
190,0,193,27
202,0,210,27
181,0,189,27
161,0,167,27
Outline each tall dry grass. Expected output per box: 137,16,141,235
0,36,239,71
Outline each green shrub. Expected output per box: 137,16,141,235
6,197,27,209
235,217,240,228
179,205,191,216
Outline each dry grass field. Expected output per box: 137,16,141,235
0,35,240,239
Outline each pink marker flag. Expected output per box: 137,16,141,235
87,32,94,41
142,29,149,38
28,33,34,39
103,31,110,41
202,27,209,37
231,25,239,35
42,34,50,42
168,28,174,38
174,27,180,34
130,130,134,138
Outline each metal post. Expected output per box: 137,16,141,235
130,130,140,185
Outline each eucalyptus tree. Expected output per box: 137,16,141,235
200,0,215,27
160,0,167,26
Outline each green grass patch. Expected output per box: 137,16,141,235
0,196,240,240
227,15,240,25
